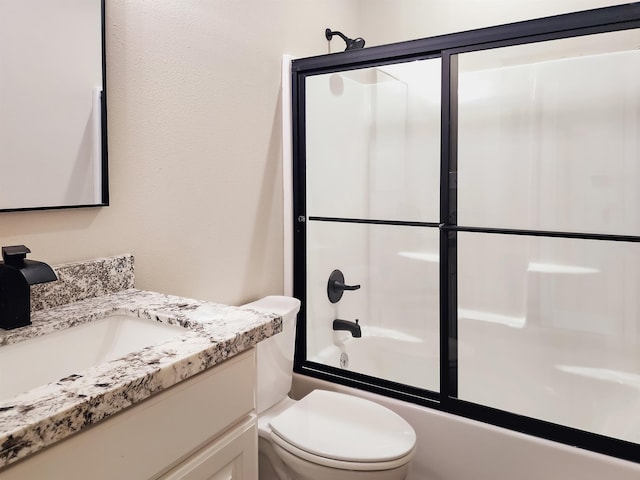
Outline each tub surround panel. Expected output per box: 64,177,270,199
30,254,135,312
0,255,281,469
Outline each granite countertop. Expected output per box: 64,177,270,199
0,255,281,469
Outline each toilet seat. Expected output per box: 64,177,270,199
271,430,415,471
268,390,416,471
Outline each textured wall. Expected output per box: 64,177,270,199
358,0,631,46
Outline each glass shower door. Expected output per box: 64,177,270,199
303,59,442,391
293,5,640,463
455,29,640,443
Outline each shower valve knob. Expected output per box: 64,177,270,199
327,269,361,303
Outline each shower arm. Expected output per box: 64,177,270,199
325,28,349,44
325,28,366,51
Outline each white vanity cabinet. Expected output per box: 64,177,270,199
0,349,258,480
158,416,256,480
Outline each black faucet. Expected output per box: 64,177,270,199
333,318,362,338
0,245,58,330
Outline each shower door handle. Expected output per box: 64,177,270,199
327,269,361,303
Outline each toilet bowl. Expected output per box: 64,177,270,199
265,389,415,480
242,296,416,480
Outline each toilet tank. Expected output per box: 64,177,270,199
241,296,301,414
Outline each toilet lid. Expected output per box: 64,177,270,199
269,390,416,463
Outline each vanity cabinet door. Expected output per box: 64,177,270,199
159,416,258,480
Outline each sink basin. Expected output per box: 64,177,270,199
0,314,188,400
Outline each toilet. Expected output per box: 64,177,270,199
243,296,416,480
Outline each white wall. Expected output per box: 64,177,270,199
0,0,361,305
358,0,632,46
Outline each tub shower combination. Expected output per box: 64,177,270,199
290,4,640,470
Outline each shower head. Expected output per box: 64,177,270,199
325,28,366,51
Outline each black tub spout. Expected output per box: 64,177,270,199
333,318,362,338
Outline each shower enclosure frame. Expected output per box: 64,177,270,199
291,3,640,464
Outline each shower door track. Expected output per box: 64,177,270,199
291,3,640,464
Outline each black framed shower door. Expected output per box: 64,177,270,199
291,3,640,464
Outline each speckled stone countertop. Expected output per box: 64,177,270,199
0,255,281,469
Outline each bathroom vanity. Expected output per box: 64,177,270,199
0,254,280,478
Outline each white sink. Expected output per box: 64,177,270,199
0,314,188,400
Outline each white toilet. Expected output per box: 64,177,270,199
243,296,416,480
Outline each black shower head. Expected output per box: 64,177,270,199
325,28,366,51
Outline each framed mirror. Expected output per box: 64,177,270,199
0,0,108,212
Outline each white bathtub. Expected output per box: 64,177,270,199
303,326,640,479
291,372,640,480
312,326,440,390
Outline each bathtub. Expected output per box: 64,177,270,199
291,372,640,480
302,326,640,480
311,326,440,391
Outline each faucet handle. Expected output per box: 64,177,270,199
1,245,31,268
327,269,361,303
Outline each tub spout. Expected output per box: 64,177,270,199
333,318,361,338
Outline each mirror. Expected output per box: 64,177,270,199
0,0,108,212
